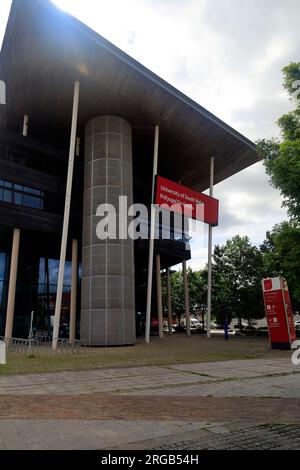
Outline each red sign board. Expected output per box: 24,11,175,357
155,176,219,226
262,277,296,349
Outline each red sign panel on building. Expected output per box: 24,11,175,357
262,277,296,350
155,176,219,226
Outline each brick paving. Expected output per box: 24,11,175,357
151,424,300,450
0,357,299,449
0,395,300,423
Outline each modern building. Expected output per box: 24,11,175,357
0,0,257,345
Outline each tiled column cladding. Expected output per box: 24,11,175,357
81,116,135,345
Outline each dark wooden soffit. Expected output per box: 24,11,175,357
0,0,257,192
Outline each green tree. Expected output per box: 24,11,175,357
168,270,184,315
257,62,300,220
212,235,265,328
258,62,300,315
164,268,207,318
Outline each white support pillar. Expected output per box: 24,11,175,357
52,81,80,350
69,239,78,342
182,260,191,336
156,254,163,339
167,268,172,335
206,156,215,338
22,115,29,137
5,228,20,339
145,125,159,344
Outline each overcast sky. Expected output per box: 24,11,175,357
1,0,299,269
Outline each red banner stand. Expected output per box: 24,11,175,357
262,277,296,350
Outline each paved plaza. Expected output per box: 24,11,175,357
0,356,299,449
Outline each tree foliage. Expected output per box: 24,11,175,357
167,236,265,327
212,235,265,327
257,61,300,314
257,62,300,220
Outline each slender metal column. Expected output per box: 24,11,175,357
156,254,163,339
52,81,80,350
145,125,159,343
167,268,172,335
22,115,29,137
5,228,20,338
69,239,78,342
206,156,215,338
182,260,191,336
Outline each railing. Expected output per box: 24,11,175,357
32,335,51,345
0,336,86,356
0,336,39,356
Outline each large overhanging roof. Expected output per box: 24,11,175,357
0,0,257,191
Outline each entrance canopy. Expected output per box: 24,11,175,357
0,0,257,191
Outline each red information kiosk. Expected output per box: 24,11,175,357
262,277,296,350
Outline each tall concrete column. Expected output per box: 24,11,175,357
182,260,191,336
81,116,135,345
69,239,78,341
5,228,20,338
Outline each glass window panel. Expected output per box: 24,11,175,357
0,253,6,281
13,192,22,205
0,180,43,210
49,285,58,297
48,259,59,285
23,186,41,196
64,262,72,286
78,263,82,280
38,258,46,285
23,194,41,209
3,189,12,202
0,281,3,310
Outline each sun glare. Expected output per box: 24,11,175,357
50,0,74,14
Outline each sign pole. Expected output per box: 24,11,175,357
145,125,159,343
206,156,214,338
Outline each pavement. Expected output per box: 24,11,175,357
0,357,299,450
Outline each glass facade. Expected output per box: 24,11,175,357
0,179,44,210
36,258,73,337
0,251,81,339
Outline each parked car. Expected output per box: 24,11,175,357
189,318,202,333
163,324,176,333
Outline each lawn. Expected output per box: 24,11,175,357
0,334,289,376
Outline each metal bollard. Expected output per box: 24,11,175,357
0,340,6,364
